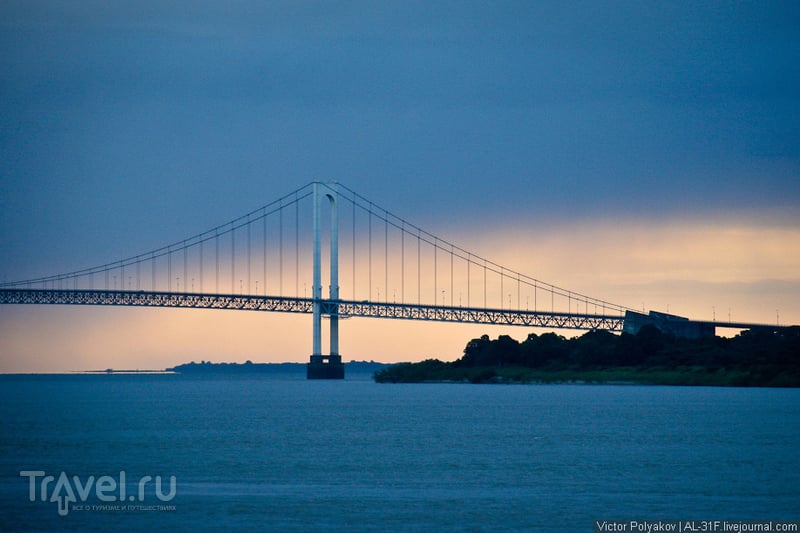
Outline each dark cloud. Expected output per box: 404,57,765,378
1,1,799,280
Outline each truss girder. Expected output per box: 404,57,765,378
0,289,624,331
0,289,313,314
334,300,623,331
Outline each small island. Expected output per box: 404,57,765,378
374,326,800,387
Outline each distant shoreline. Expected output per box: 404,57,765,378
1,360,391,376
165,360,390,375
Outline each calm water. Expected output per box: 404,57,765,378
1,371,799,531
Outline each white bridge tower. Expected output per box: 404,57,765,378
307,181,344,379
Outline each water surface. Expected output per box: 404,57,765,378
1,372,798,531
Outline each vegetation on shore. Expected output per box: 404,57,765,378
374,326,800,387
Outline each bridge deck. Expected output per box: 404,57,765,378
0,288,625,331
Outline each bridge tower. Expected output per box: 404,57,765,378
307,182,345,379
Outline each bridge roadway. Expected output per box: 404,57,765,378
0,288,625,331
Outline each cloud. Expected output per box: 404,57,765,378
455,213,800,323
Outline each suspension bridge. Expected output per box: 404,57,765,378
0,181,790,378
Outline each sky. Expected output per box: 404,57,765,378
1,1,799,372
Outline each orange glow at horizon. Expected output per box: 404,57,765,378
1,214,798,373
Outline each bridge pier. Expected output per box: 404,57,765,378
307,354,344,379
307,182,345,380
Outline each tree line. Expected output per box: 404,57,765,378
375,326,800,387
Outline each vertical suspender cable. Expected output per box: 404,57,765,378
168,247,172,292
417,230,421,305
467,254,470,308
231,223,235,294
247,217,251,294
183,242,187,293
384,211,388,303
368,203,372,301
450,245,453,307
483,259,487,308
263,210,267,296
400,222,404,304
199,238,204,293
500,267,504,310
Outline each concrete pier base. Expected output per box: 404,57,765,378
307,355,345,379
